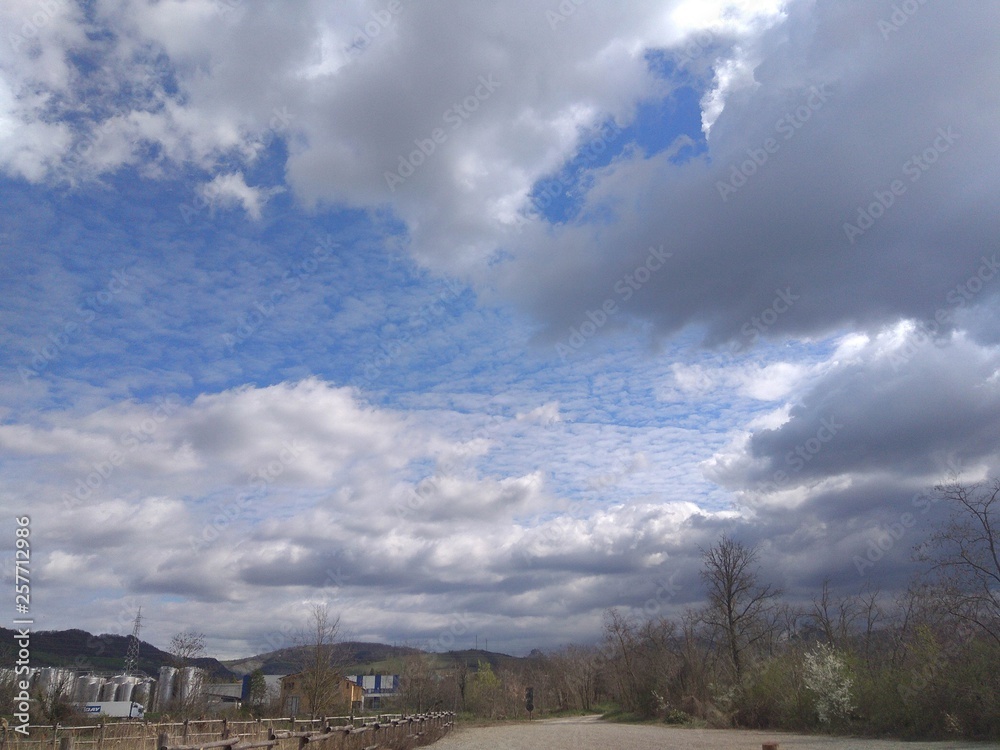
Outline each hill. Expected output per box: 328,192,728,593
0,628,522,681
223,644,525,677
223,641,425,676
0,628,236,680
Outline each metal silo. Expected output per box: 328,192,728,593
178,667,203,704
57,670,76,700
156,667,177,711
75,676,102,703
115,675,139,702
99,679,117,701
133,678,153,707
33,667,56,697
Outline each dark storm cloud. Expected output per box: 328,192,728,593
722,335,1000,487
500,0,1000,347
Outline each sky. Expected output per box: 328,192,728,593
1,0,999,661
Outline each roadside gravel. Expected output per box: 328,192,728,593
432,715,994,750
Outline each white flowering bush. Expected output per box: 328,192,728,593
803,643,855,724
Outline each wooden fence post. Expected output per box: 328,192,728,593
157,733,169,750
58,737,73,750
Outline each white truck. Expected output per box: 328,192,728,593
75,701,145,718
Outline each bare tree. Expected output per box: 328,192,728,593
452,655,470,711
602,608,641,711
918,478,1000,644
699,534,782,679
169,631,206,667
34,671,76,724
560,644,602,712
545,644,602,712
294,603,344,718
812,579,854,646
398,654,436,712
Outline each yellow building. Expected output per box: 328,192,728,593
279,672,363,717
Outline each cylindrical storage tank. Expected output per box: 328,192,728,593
156,667,177,711
133,678,153,706
75,676,102,703
177,668,190,704
178,667,203,704
115,675,138,702
56,670,76,699
98,679,117,701
34,667,56,697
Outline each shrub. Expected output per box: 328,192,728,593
803,643,855,726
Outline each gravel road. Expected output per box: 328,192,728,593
432,715,995,750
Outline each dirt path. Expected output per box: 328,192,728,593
432,715,995,750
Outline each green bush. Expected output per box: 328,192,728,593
730,652,814,730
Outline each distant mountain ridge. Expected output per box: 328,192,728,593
223,641,425,676
0,628,522,680
0,627,235,680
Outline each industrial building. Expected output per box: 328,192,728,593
0,665,207,715
345,674,400,710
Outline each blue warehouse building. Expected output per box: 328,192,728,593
346,674,399,709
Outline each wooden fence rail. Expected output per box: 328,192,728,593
5,714,453,750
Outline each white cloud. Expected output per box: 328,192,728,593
198,172,282,221
516,401,562,425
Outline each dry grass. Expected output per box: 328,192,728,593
3,716,452,750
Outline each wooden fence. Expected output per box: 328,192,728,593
1,715,453,750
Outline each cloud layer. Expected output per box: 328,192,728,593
1,0,998,657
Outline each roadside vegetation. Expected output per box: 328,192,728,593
382,479,1000,740
5,480,997,740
